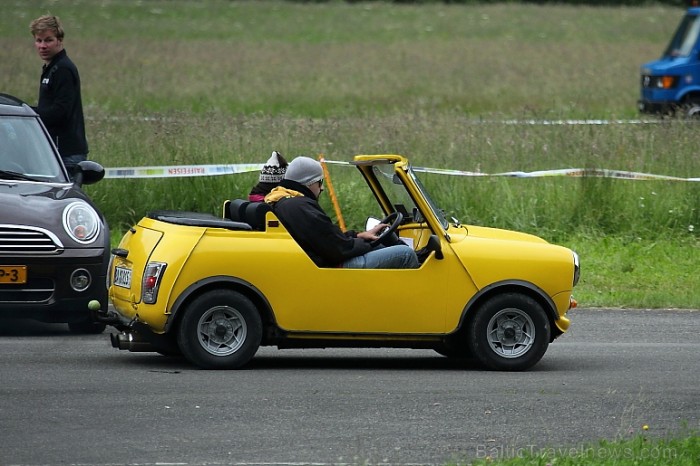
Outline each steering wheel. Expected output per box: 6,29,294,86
370,211,403,247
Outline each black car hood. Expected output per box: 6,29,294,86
0,181,105,246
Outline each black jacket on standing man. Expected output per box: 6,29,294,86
34,49,88,158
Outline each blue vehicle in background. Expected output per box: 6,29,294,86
639,3,700,118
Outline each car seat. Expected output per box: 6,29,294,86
224,199,249,223
245,202,272,231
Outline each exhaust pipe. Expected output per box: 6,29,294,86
110,332,155,352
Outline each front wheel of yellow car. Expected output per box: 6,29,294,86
468,293,550,371
176,289,262,369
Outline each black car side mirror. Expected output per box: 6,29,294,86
74,160,105,187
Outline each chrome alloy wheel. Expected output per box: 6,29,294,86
486,308,535,358
197,305,247,356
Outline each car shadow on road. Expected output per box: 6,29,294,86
105,350,493,372
0,318,73,336
249,354,483,371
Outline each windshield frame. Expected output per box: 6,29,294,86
357,157,449,231
406,167,449,229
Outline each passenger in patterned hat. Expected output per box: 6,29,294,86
248,151,288,202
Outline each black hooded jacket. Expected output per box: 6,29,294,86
266,179,373,267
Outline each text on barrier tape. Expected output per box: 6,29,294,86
105,164,262,179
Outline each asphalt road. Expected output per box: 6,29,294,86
0,308,698,466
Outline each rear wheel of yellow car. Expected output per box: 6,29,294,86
176,289,262,369
467,293,550,371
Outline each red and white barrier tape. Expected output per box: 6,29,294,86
104,162,699,182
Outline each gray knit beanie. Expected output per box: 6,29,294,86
284,156,324,186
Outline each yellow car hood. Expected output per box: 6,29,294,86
454,224,548,244
447,224,574,296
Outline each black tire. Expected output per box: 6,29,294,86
467,293,550,371
685,103,700,119
176,289,262,369
68,321,106,334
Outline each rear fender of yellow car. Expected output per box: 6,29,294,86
162,223,297,333
110,217,206,331
109,224,164,316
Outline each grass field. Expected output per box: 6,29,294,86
1,1,698,308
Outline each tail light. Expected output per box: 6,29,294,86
142,262,167,304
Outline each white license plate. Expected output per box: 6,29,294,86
113,266,132,289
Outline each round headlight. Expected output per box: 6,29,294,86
62,201,101,244
572,251,581,287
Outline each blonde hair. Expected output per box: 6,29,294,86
30,15,64,40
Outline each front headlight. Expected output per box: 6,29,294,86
572,251,580,287
63,201,101,244
642,75,677,90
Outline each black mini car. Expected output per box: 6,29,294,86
0,93,109,333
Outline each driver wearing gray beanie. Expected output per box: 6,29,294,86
283,156,324,186
264,156,419,269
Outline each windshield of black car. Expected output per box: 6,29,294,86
0,117,65,182
371,162,449,229
664,14,700,58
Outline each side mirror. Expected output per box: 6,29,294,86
427,234,443,260
74,160,105,187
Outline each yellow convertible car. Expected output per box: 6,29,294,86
104,155,579,371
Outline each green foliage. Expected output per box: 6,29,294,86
567,235,699,308
80,114,698,243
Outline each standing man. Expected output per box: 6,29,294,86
30,15,88,181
